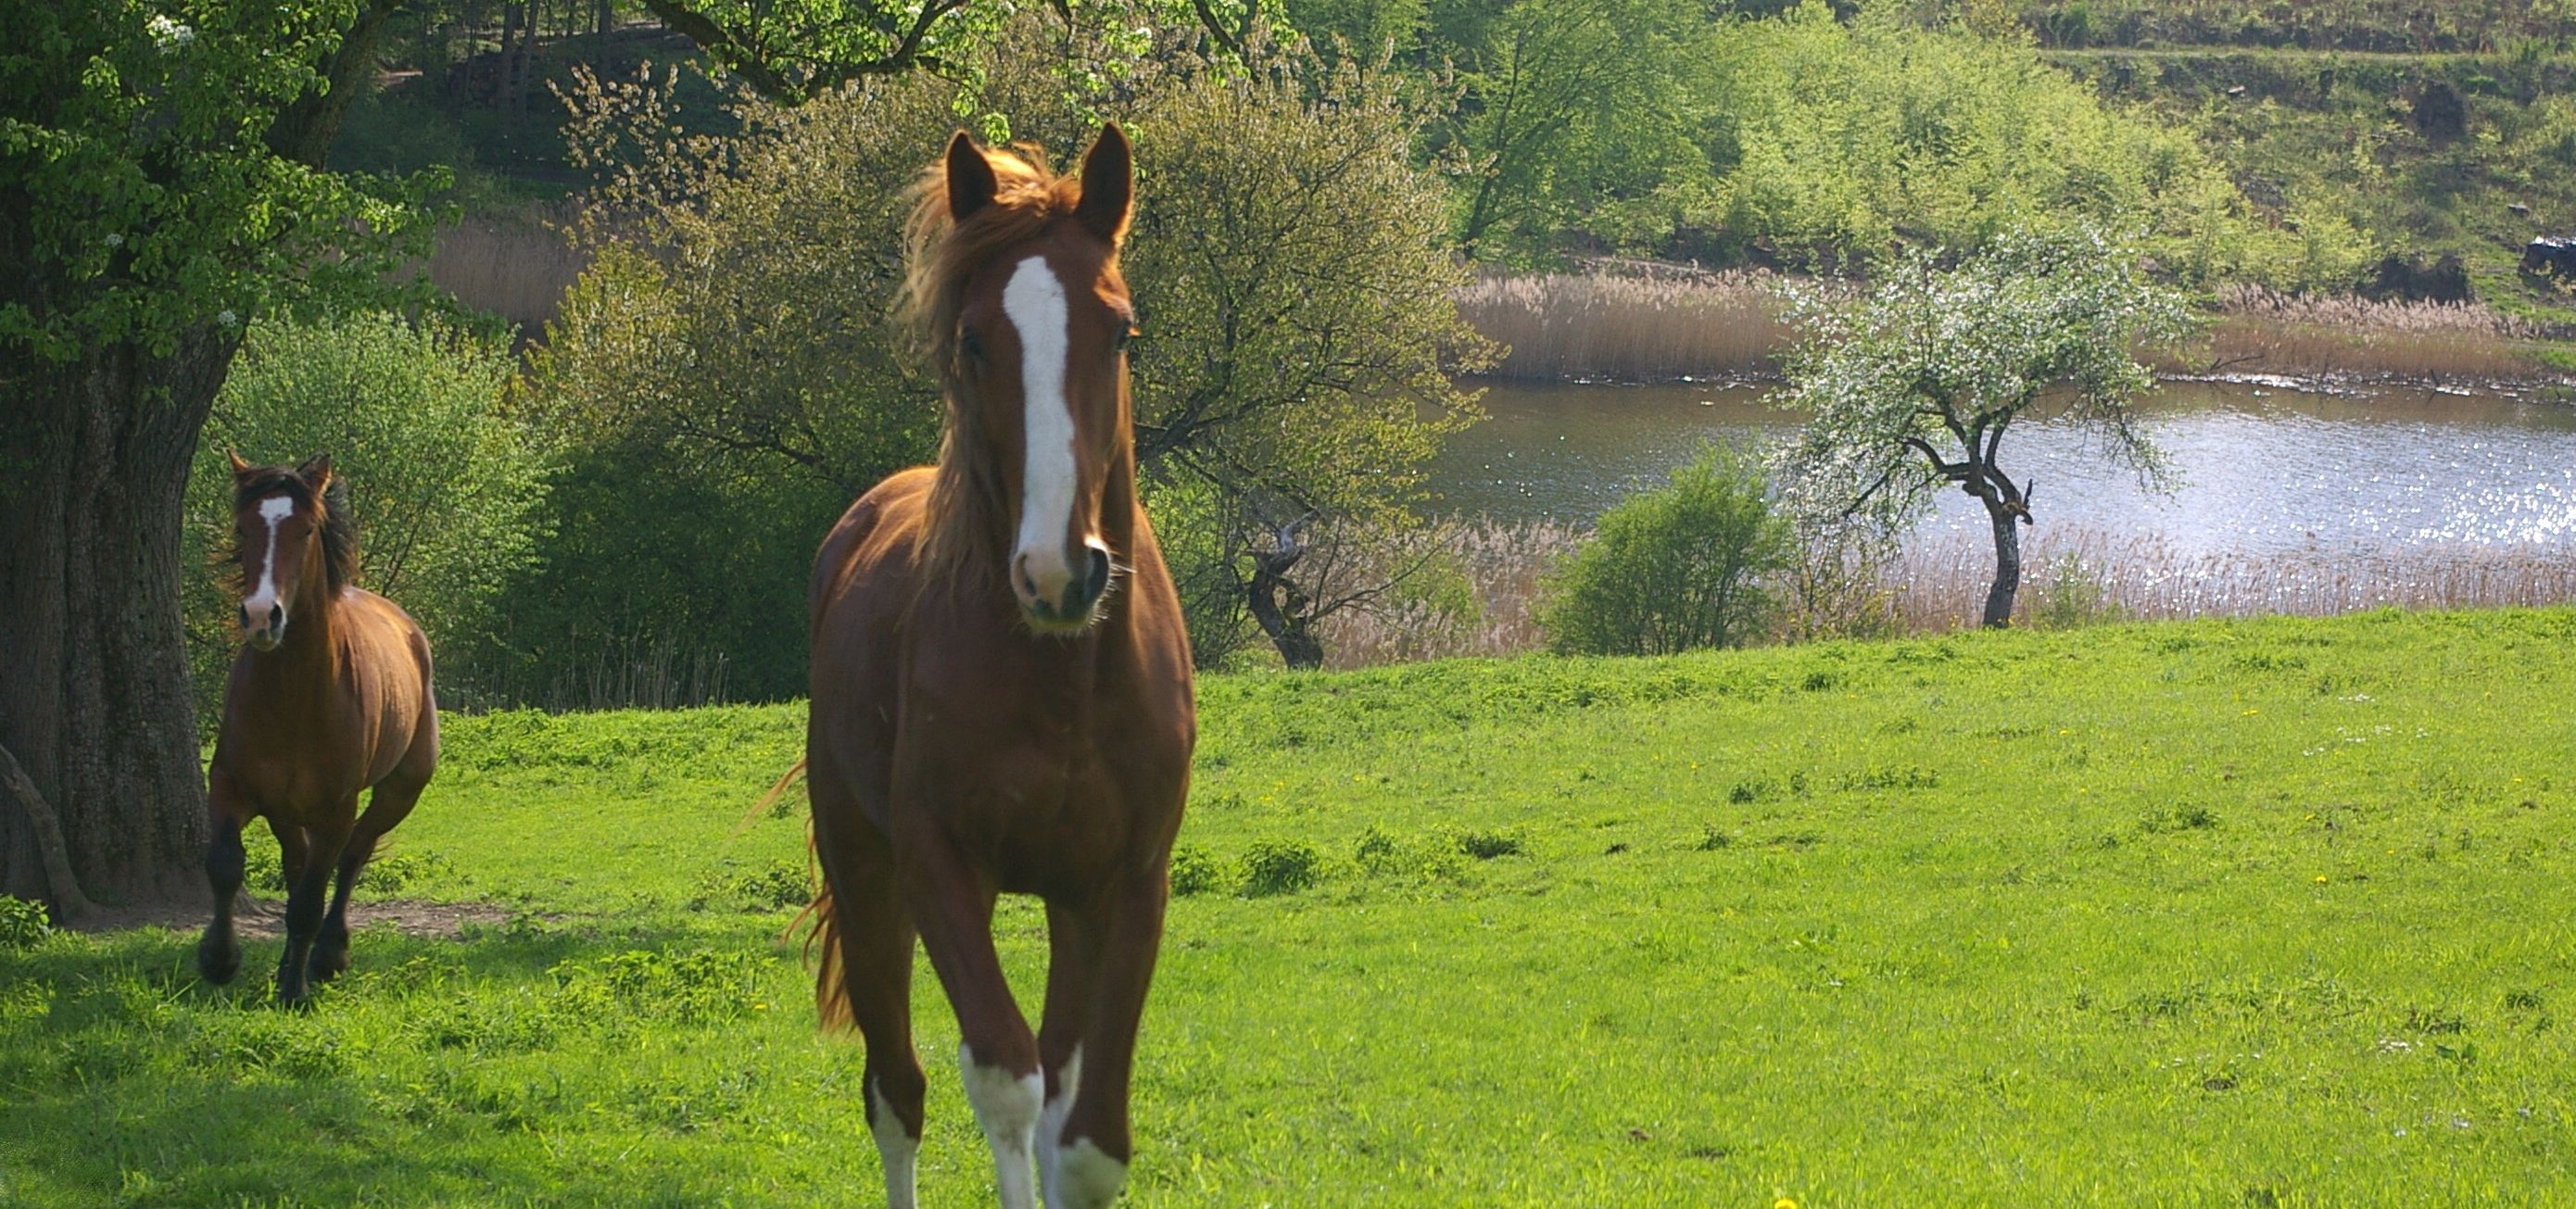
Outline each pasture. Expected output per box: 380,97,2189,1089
5,608,2574,1205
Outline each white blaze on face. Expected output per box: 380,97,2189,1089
1004,254,1078,601
242,496,296,625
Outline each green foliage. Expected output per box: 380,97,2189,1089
1239,839,1324,896
1690,3,2349,285
0,897,48,950
1541,445,1789,656
1778,226,2197,532
529,28,1488,685
2032,552,2128,629
186,310,551,712
688,860,812,913
1123,45,1494,524
0,1,438,359
1168,844,1233,896
1446,0,1715,261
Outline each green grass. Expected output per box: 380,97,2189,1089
7,609,2576,1205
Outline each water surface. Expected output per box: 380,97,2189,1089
1431,379,2576,556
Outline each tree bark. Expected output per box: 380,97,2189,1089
0,329,240,911
1245,547,1325,671
1982,499,2024,629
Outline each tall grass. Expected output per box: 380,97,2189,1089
1320,518,2576,665
1889,525,2576,632
1453,264,1792,382
2178,284,2556,383
425,201,589,332
1456,271,2567,384
1317,520,1581,668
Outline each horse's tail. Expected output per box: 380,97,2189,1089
789,815,854,1033
738,757,809,836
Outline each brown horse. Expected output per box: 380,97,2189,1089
801,125,1193,1209
198,453,438,1005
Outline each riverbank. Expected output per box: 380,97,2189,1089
1453,264,2576,395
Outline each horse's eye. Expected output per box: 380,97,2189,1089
960,328,984,361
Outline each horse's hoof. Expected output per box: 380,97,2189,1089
311,946,350,982
197,936,241,985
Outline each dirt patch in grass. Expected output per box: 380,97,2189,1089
69,897,517,940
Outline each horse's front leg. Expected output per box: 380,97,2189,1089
196,774,248,986
275,810,354,1007
1047,863,1173,1209
905,834,1042,1209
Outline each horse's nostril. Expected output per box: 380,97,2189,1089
238,604,251,628
268,603,284,626
1084,547,1111,601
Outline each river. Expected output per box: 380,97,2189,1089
1430,379,2576,556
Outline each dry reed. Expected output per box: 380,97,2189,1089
425,200,591,332
1315,518,2576,667
2175,284,2557,384
1454,265,1792,382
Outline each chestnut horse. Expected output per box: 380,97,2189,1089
801,125,1193,1209
198,453,438,1005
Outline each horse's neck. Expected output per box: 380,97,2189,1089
257,569,346,692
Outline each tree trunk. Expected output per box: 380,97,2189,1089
0,330,240,913
1245,548,1325,671
1982,500,2023,629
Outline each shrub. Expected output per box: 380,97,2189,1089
187,311,550,716
1454,829,1525,860
1168,845,1232,897
1540,444,1789,656
0,895,49,949
1240,840,1325,897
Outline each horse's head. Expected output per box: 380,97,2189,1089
924,125,1138,634
224,451,344,651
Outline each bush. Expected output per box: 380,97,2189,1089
188,310,550,715
0,895,49,949
1240,840,1325,897
1168,845,1232,897
1540,444,1789,656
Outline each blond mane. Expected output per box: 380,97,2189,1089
898,141,1114,593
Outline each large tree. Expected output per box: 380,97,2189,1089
1774,227,2194,629
1,1,429,916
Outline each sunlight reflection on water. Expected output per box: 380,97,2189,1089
1433,379,2576,556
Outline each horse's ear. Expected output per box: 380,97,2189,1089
226,448,252,478
1075,122,1132,245
946,131,998,223
297,453,333,491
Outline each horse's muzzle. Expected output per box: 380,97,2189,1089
1016,544,1113,630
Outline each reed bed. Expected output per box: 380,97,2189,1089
425,201,590,332
1456,271,2572,384
1317,518,2576,667
451,634,732,713
1889,526,2576,633
1454,266,1791,382
2178,284,2556,383
1317,520,1581,668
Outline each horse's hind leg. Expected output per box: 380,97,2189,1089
314,776,425,981
811,772,926,1209
318,710,436,980
276,809,355,1006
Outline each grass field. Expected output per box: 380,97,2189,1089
6,609,2576,1205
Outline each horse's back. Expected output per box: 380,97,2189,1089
341,586,438,788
